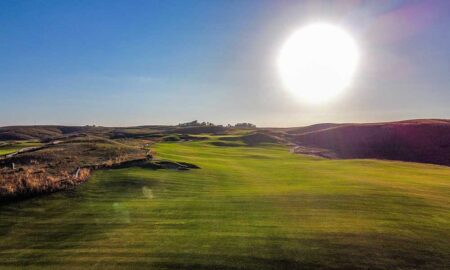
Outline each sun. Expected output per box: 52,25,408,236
278,23,359,104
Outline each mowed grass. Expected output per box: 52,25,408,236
0,141,42,156
0,138,449,269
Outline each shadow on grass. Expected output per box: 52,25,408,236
210,141,242,147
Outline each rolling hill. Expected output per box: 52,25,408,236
290,119,450,166
2,119,450,166
1,135,449,269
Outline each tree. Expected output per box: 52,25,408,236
234,123,256,128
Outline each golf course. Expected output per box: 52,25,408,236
0,141,42,156
1,136,449,269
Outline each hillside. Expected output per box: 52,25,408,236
291,119,450,166
2,119,450,167
0,134,149,199
0,126,110,141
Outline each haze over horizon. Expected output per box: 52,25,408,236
1,0,450,127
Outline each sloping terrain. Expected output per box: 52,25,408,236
0,135,148,199
0,136,448,269
285,123,340,134
3,119,450,167
0,126,112,141
291,119,450,166
0,126,64,140
0,141,43,156
171,125,227,134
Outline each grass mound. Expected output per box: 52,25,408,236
214,131,283,147
292,119,450,166
241,132,281,146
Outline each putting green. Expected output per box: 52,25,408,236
0,138,449,269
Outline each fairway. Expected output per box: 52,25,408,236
1,138,449,269
0,141,42,156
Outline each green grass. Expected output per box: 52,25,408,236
0,138,449,269
0,141,42,156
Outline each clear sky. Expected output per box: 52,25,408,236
1,0,449,127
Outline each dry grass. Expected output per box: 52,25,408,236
0,167,91,198
0,135,147,199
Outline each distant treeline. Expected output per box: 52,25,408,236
178,120,256,128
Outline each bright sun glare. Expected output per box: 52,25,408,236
278,23,359,104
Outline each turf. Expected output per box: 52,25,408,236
0,138,449,269
0,141,42,156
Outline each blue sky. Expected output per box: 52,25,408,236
1,0,449,127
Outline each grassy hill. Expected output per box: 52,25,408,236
0,126,108,141
3,119,450,166
290,119,450,166
0,136,449,269
0,141,42,156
